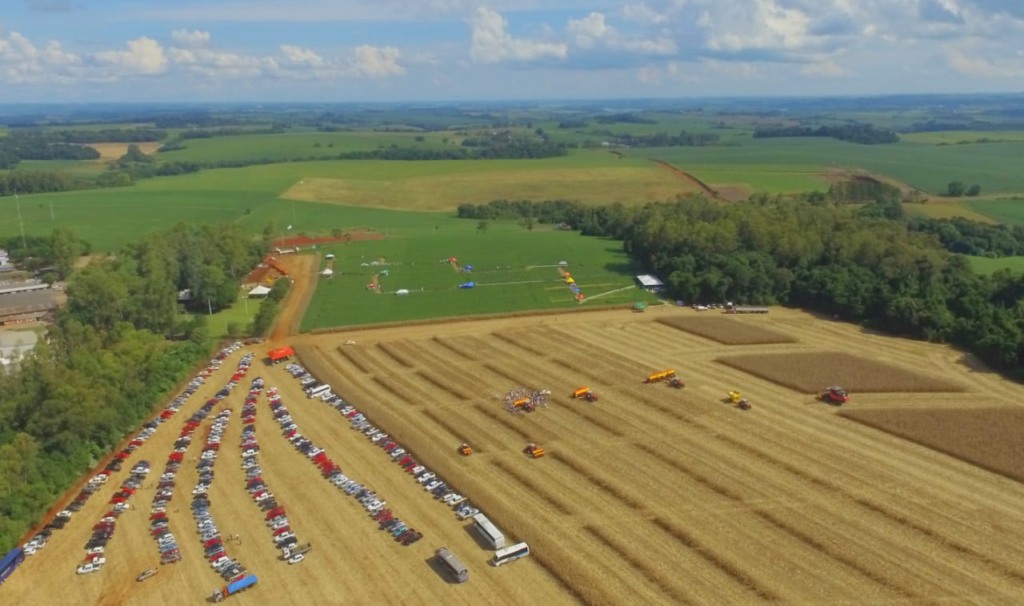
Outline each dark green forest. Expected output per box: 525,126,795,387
458,196,1024,376
0,223,263,552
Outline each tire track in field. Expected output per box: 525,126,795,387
582,525,694,605
414,369,473,401
542,327,658,375
420,408,488,454
651,517,779,602
633,365,1024,597
430,336,474,361
689,404,1024,587
633,440,918,600
488,459,574,515
397,340,483,399
547,451,647,511
335,345,372,374
371,375,421,405
489,331,550,358
375,341,415,368
471,402,554,444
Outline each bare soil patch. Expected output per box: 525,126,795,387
87,142,161,161
269,254,317,342
272,230,383,248
841,407,1024,483
658,316,797,345
717,351,966,393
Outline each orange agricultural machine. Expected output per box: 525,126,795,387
524,443,545,458
513,398,535,413
459,443,473,456
646,370,676,384
571,387,598,402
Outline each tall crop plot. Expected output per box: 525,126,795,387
657,316,797,345
717,352,966,393
841,407,1024,483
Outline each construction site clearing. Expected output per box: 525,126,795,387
6,306,1024,605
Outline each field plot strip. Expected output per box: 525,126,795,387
335,345,372,374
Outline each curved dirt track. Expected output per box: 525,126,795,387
287,306,1024,605
270,254,318,342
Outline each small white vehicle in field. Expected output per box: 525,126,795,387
288,553,305,565
77,562,102,575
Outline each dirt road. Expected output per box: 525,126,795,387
269,254,318,342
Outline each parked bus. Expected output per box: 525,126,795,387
305,384,331,399
434,547,469,583
0,547,25,585
471,513,505,549
492,542,530,567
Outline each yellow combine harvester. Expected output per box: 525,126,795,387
524,443,545,458
645,369,676,384
459,443,473,456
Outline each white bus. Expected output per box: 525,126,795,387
306,384,331,399
471,513,505,549
492,542,530,567
435,547,469,583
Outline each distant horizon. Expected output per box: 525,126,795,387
3,1,1024,103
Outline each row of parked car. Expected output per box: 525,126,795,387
75,461,152,575
150,350,256,566
191,409,251,585
285,363,483,523
268,377,421,547
242,379,307,565
27,344,249,562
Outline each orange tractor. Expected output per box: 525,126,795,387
524,443,545,458
459,443,473,456
571,387,598,402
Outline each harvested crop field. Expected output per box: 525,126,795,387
656,315,797,345
717,351,966,393
9,306,1024,605
273,306,1024,604
840,407,1024,483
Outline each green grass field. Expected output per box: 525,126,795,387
963,198,1024,226
967,255,1024,275
301,222,658,330
158,131,454,163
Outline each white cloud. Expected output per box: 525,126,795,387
946,47,1023,78
352,45,405,77
468,7,568,64
94,37,168,75
0,30,81,84
170,29,211,49
280,44,325,67
567,13,610,49
702,0,813,53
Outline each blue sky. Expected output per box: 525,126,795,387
1,0,1022,102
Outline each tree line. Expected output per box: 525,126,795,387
0,133,100,169
753,123,899,144
457,195,1024,378
0,222,266,552
602,130,721,148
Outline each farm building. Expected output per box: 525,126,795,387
248,285,272,298
0,289,57,326
634,274,664,293
242,255,289,290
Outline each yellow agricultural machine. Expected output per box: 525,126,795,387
727,390,751,410
513,398,536,413
645,369,677,384
571,387,598,402
524,443,545,458
459,443,473,456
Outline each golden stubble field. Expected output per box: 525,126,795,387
293,306,1024,605
6,306,1024,605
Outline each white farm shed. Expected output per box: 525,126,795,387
248,285,272,297
635,274,664,292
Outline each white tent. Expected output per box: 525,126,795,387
320,268,334,277
248,285,272,297
395,289,410,296
325,254,336,260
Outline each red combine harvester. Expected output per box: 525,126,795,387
820,386,849,405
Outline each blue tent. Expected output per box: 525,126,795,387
459,282,476,289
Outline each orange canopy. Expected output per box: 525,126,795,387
268,346,295,362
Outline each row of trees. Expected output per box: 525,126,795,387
754,123,900,144
457,195,1024,377
0,221,269,552
9,128,167,144
605,130,721,148
0,134,100,169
